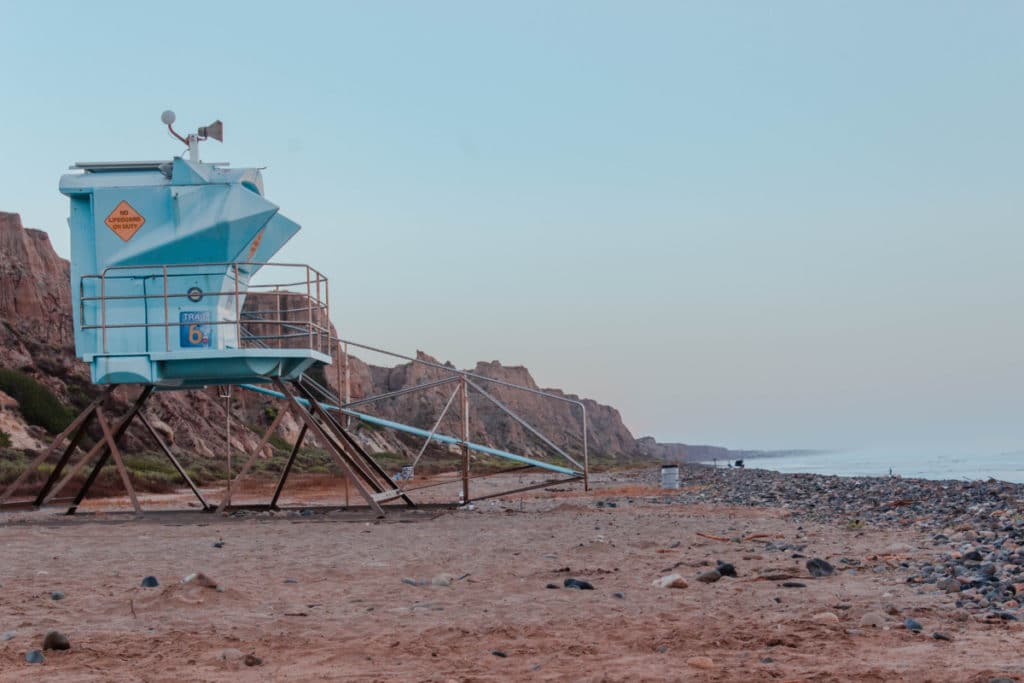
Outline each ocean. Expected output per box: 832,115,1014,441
703,448,1024,484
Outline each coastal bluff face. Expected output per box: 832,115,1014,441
0,212,73,349
0,210,709,463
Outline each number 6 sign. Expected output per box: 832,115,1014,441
180,311,212,348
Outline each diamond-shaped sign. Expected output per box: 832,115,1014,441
104,200,145,241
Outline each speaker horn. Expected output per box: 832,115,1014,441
198,120,223,142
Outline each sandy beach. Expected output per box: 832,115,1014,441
1,467,1023,682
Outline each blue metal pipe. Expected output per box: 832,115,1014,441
239,383,581,477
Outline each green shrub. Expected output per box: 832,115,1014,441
0,368,75,435
0,430,11,448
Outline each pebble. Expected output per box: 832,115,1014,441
491,650,507,658
932,632,953,641
807,558,834,577
936,578,961,593
859,611,886,628
545,583,560,589
653,573,689,589
182,572,218,589
563,578,594,590
50,591,65,601
905,618,923,632
219,648,245,662
696,569,722,584
25,649,44,664
213,541,225,548
812,612,840,625
431,574,455,587
1,631,15,641
42,631,70,651
244,654,262,666
612,592,625,599
141,576,159,588
686,656,714,669
781,581,806,588
715,561,738,578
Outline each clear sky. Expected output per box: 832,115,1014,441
1,1,1021,454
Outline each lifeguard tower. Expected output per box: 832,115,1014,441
1,113,588,517
0,112,417,515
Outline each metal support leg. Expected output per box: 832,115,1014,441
17,399,102,506
269,423,307,508
273,379,384,516
460,376,470,505
66,386,153,514
136,411,210,511
45,389,148,507
217,404,290,512
96,407,141,514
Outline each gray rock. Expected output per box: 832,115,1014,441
937,577,961,593
696,569,722,583
42,631,69,651
50,591,65,601
141,576,159,588
25,649,44,664
806,558,834,577
904,618,923,632
1,631,15,641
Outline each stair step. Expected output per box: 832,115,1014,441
370,488,404,503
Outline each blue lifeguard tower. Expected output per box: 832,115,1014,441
3,113,415,516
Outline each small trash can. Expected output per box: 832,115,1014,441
660,464,680,489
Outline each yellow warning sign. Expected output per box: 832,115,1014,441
104,201,145,241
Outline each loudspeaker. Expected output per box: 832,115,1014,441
198,120,223,142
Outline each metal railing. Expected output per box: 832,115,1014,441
78,262,331,355
330,338,590,489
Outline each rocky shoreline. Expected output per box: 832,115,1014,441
628,463,1024,623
